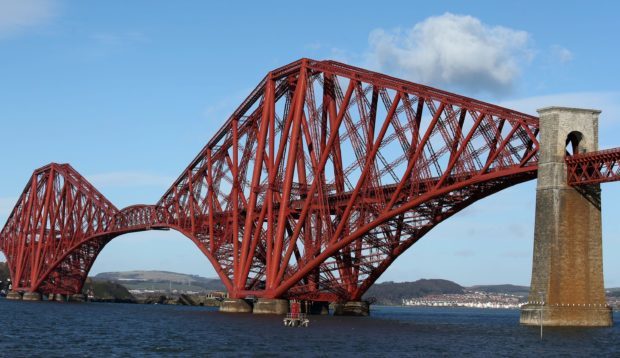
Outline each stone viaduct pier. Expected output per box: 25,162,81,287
520,107,612,326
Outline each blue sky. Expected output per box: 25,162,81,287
1,0,619,286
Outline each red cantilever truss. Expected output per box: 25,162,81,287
566,148,620,185
0,164,119,294
0,58,587,301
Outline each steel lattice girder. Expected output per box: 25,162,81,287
0,164,118,294
566,147,620,185
0,58,552,301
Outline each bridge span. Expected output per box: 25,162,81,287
1,59,618,325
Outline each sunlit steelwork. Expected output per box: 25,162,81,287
1,59,618,302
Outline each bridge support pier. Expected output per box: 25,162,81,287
6,291,22,300
521,107,612,326
22,292,41,301
307,301,330,315
219,298,253,313
252,298,289,314
69,294,86,302
520,304,612,326
332,301,370,316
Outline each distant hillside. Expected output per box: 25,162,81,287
364,279,464,305
0,262,9,291
93,270,226,291
469,284,530,295
82,278,136,303
607,288,620,297
0,262,8,281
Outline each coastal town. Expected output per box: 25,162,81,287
402,291,523,309
2,267,618,311
402,291,620,310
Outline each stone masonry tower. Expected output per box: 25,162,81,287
520,107,612,326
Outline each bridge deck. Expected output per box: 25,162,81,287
566,147,620,185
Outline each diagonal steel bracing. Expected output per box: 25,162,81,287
1,58,617,302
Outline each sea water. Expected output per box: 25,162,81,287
0,299,617,356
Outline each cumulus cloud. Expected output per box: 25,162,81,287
0,0,56,38
365,13,532,94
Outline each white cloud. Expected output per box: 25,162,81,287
550,45,573,64
87,171,175,188
364,13,532,94
0,0,56,38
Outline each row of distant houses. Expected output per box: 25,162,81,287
402,291,523,309
128,288,228,298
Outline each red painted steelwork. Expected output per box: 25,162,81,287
1,58,545,301
566,147,620,185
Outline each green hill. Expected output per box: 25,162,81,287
468,284,530,295
0,262,9,291
93,270,226,292
82,278,136,303
364,279,465,305
607,288,620,297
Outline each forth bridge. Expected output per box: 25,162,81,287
1,58,619,326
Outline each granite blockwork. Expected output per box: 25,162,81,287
520,107,612,326
332,301,370,316
252,298,289,315
219,298,253,313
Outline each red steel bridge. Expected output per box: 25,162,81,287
1,59,620,303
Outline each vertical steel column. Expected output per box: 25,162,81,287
269,61,308,289
231,118,239,291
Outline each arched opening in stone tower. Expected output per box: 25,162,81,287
565,131,584,156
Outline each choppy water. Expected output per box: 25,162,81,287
0,299,617,357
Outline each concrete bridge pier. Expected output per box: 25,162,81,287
6,291,22,300
69,294,86,302
252,298,289,314
22,292,42,301
307,301,330,315
54,294,67,302
520,107,613,326
332,301,370,316
219,298,253,313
